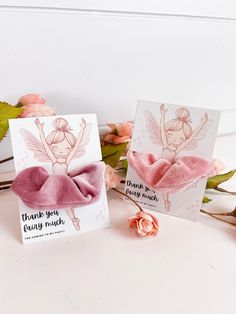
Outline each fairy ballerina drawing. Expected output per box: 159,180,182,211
11,117,105,231
128,104,215,211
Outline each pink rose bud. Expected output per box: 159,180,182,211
18,93,46,106
104,165,121,190
128,211,159,237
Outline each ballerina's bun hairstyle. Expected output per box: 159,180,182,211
165,108,193,139
47,118,76,146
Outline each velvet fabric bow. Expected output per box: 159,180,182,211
128,151,214,193
11,162,104,210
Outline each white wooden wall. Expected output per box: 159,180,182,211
0,0,236,169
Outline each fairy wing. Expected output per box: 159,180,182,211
184,119,213,150
19,128,50,162
144,110,162,146
73,121,92,159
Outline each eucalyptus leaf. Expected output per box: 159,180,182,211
0,102,23,141
206,169,236,189
102,143,128,168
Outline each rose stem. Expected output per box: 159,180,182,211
200,209,236,227
0,180,13,187
0,185,11,192
200,211,231,216
214,186,236,195
200,207,236,217
112,188,143,212
0,156,13,164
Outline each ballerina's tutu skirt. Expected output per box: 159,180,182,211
11,162,105,210
127,151,214,193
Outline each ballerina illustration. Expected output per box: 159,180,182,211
14,118,92,231
128,104,214,211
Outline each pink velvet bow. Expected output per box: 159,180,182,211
128,151,214,193
11,162,104,210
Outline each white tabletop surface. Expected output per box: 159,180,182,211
1,134,236,314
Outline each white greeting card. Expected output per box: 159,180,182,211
125,100,221,221
9,114,110,243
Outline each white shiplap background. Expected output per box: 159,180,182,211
0,1,236,171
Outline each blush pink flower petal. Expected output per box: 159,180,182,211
116,123,133,137
104,165,121,190
138,218,153,236
18,93,46,106
103,134,131,145
211,159,225,175
19,104,55,118
103,122,134,144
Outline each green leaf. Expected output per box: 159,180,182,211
102,143,128,168
122,159,128,170
202,195,212,203
0,102,23,141
206,169,236,189
15,102,24,108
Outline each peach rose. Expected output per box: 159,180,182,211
18,93,46,106
19,104,55,118
128,211,159,237
102,133,131,145
104,165,121,190
102,122,133,145
17,93,55,118
113,122,133,137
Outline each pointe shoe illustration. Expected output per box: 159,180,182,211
164,200,171,212
72,218,80,231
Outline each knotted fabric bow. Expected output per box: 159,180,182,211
11,162,104,210
128,151,215,193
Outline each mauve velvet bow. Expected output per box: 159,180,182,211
128,151,214,193
11,162,104,210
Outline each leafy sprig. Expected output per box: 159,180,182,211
0,102,23,141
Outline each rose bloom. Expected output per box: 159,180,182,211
128,211,159,237
104,165,121,190
113,122,133,137
18,93,46,106
102,122,133,145
18,93,55,118
212,158,225,175
19,104,55,118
